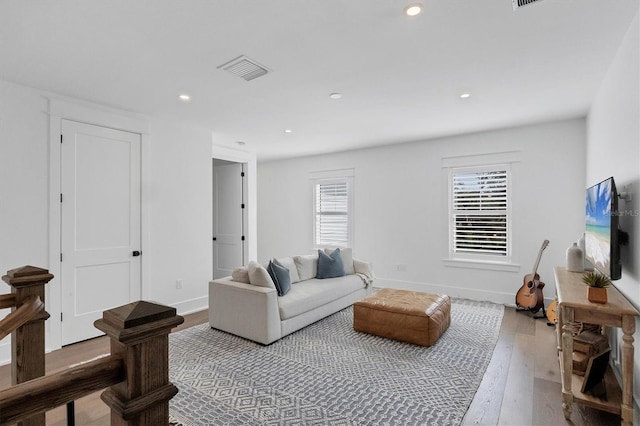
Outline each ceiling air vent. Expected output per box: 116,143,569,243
218,55,270,82
512,0,543,10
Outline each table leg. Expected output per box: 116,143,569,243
621,315,635,426
561,305,574,420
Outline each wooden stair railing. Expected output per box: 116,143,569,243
0,354,124,424
0,295,45,341
0,293,17,309
0,266,185,426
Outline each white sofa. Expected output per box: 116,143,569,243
208,250,374,344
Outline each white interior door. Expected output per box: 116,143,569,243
61,120,141,345
213,160,244,278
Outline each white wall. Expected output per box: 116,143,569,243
587,11,640,408
146,119,212,313
0,79,213,364
0,80,51,363
258,118,586,306
0,81,50,272
587,12,640,302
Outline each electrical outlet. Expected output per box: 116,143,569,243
176,279,183,289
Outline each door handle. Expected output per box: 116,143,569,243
132,250,141,257
212,237,217,241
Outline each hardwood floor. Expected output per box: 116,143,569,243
0,307,623,425
463,307,620,426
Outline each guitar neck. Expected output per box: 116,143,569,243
530,240,550,280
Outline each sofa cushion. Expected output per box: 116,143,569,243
268,259,292,296
231,266,250,284
317,248,345,279
324,247,354,275
278,275,365,320
276,257,301,284
247,261,276,290
293,254,318,281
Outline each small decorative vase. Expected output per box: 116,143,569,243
566,242,584,272
577,233,587,269
588,287,607,304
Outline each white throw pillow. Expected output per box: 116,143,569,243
354,259,375,280
231,266,250,283
247,261,276,290
325,247,354,275
293,254,318,281
276,257,301,283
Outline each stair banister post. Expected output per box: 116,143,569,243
94,300,184,425
2,265,53,426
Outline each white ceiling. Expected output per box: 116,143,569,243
1,0,637,161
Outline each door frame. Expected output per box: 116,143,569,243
212,159,248,277
211,145,257,263
48,97,150,351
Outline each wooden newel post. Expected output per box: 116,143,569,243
95,300,184,426
2,265,53,426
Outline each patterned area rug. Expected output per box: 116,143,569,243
168,298,504,426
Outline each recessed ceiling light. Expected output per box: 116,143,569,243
284,129,293,133
329,93,342,100
178,94,191,102
459,93,471,99
404,3,423,16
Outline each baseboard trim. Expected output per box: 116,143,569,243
170,295,208,316
373,277,555,310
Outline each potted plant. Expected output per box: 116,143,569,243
582,271,612,304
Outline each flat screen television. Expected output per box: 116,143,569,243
585,176,621,280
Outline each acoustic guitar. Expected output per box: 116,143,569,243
515,239,549,313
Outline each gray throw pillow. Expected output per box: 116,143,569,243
268,258,291,296
317,248,345,279
325,247,354,275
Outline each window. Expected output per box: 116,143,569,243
312,173,353,248
449,165,510,260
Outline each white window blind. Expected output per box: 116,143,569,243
315,180,349,247
451,168,509,256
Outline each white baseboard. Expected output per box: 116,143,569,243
373,277,515,306
170,295,208,317
373,277,556,311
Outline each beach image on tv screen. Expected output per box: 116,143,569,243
585,179,611,275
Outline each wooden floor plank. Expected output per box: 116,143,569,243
498,332,536,425
533,377,569,426
514,308,538,336
535,319,561,383
462,308,515,426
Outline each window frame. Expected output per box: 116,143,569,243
311,171,354,249
448,163,513,264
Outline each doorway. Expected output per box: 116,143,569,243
212,159,247,278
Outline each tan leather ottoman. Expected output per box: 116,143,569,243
353,288,451,346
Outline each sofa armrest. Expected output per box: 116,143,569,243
209,278,281,344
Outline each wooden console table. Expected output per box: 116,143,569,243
554,266,638,425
